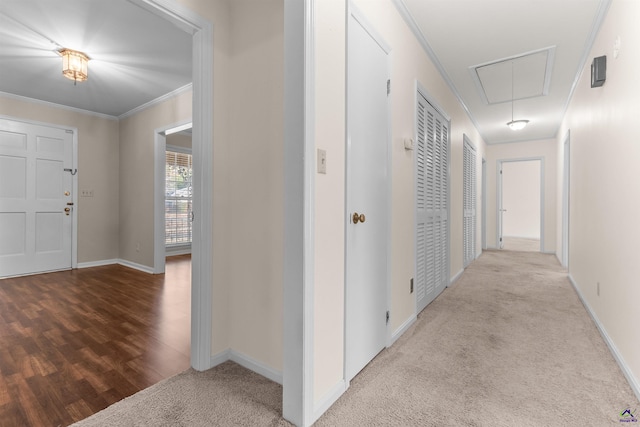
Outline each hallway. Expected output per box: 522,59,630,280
315,249,639,426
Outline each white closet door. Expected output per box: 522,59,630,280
463,138,477,267
416,92,449,314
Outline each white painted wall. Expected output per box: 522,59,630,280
313,0,347,401
119,91,193,268
502,160,540,239
485,139,556,252
557,0,640,398
226,0,284,373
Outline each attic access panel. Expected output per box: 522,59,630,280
470,47,556,105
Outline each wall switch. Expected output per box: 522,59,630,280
317,149,327,174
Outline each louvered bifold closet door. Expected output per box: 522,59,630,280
463,139,477,267
416,92,450,314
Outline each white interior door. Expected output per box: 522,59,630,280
415,91,449,314
0,118,74,277
346,9,389,381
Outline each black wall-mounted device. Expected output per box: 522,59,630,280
591,55,606,88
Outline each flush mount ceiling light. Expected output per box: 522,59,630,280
58,48,90,84
506,61,529,131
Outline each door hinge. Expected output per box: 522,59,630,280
387,79,390,96
386,310,390,324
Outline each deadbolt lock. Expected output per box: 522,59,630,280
352,212,366,224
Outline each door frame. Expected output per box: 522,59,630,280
496,157,544,251
131,0,213,372
561,130,570,268
0,114,79,273
482,157,487,251
344,2,392,381
153,119,192,275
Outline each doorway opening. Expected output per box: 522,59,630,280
497,158,544,252
132,0,213,371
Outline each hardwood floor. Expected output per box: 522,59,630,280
0,255,191,427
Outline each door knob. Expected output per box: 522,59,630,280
64,207,71,216
352,212,366,224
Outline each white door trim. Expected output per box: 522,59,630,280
561,130,570,268
0,114,79,273
481,157,487,251
496,157,545,252
131,0,213,372
283,0,315,425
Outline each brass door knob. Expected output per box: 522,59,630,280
64,207,71,216
352,212,366,224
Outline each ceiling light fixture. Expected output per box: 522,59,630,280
58,48,90,85
506,61,529,131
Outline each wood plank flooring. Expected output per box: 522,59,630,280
0,255,191,427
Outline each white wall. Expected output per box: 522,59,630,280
557,0,640,397
502,160,541,239
227,0,284,372
485,139,556,252
312,0,486,406
119,91,192,268
314,0,347,400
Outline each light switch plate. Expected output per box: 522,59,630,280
317,149,327,174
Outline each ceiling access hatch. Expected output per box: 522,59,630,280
470,46,556,105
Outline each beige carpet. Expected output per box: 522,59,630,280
73,250,639,426
502,236,540,252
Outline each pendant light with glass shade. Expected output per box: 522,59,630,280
506,61,529,131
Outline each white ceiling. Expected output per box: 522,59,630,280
0,0,192,118
0,1,609,143
400,0,609,144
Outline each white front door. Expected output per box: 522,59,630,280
345,10,389,381
0,118,74,277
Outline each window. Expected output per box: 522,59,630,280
165,150,192,246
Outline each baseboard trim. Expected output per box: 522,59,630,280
312,380,347,424
568,274,640,402
450,268,464,286
542,250,556,255
390,314,416,346
229,350,283,385
210,349,231,368
117,259,154,274
208,348,283,385
77,259,118,269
